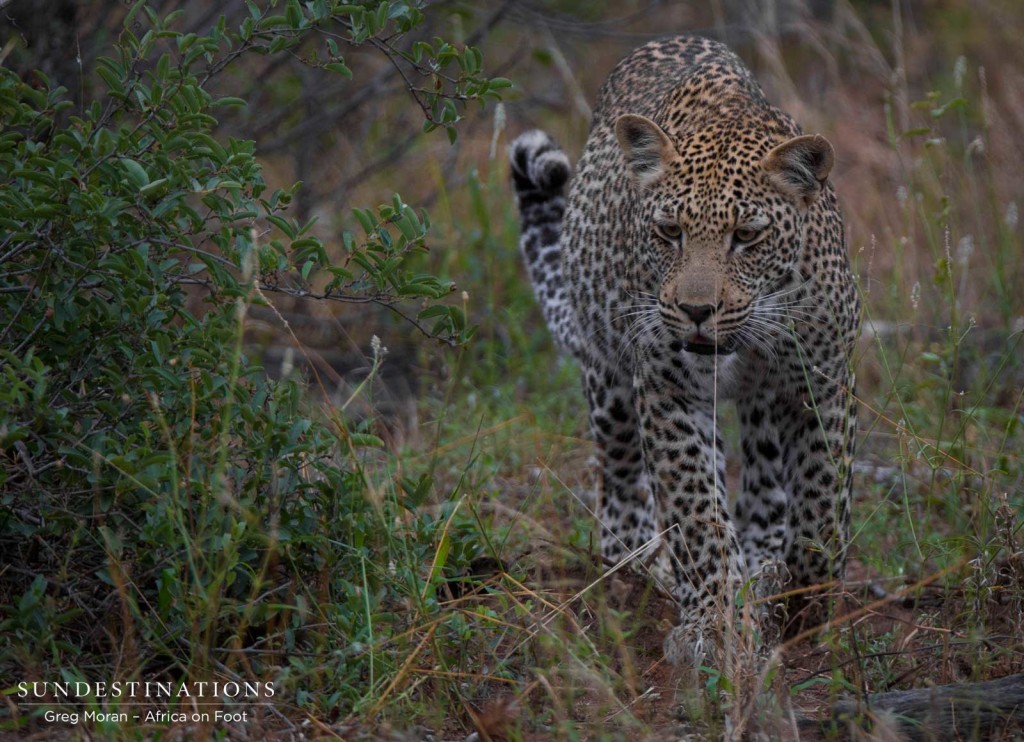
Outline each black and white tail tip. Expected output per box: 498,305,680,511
509,130,571,196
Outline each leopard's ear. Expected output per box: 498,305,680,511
615,114,674,188
763,134,834,207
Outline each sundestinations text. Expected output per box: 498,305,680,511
18,681,275,700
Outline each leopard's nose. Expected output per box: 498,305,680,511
678,303,715,325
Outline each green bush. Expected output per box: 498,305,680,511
0,1,504,728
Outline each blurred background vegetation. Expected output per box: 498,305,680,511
1,0,1022,738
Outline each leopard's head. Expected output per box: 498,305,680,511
614,112,834,356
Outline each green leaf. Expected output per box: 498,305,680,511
931,97,968,118
353,208,376,235
325,62,352,78
417,305,451,320
285,0,303,28
98,526,123,557
258,15,289,29
349,433,385,448
123,0,148,31
213,97,248,108
900,127,932,139
140,178,169,197
119,157,150,188
267,215,297,239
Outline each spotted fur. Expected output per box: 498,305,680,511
511,36,859,665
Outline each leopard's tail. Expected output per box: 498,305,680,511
509,130,581,357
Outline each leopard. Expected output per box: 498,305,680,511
510,35,859,667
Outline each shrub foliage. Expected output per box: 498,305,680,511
0,0,503,724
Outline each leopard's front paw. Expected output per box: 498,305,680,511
750,559,791,650
663,619,713,670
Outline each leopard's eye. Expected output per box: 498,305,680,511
655,222,683,241
732,226,764,246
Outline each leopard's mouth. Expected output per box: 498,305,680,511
683,333,736,356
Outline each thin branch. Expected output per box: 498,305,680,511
171,275,459,347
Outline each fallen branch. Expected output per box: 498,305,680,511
809,673,1024,740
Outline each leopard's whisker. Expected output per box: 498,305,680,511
734,326,779,365
614,304,661,322
617,311,663,368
